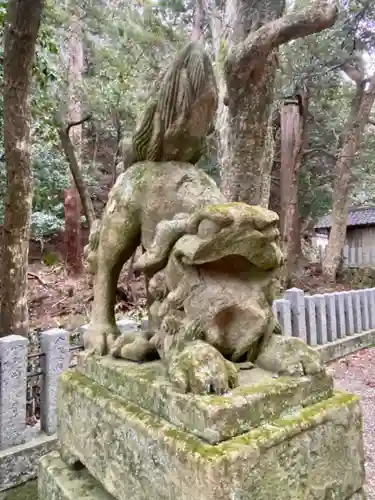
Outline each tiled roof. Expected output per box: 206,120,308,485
315,207,375,229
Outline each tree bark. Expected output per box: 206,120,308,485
323,73,375,279
112,114,122,187
58,114,96,229
269,109,281,215
65,10,84,275
192,0,204,42
0,0,44,337
211,0,338,206
280,92,308,286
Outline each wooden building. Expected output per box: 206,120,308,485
315,206,375,267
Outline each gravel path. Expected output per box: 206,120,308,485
331,348,375,499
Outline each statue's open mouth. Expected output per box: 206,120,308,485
177,221,283,272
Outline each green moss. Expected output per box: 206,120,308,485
271,390,358,429
199,377,296,409
163,428,223,460
61,371,358,464
43,251,60,266
204,202,275,218
111,161,151,204
129,162,149,185
62,371,165,432
220,391,358,452
72,357,333,447
218,39,228,68
0,481,37,500
205,202,249,213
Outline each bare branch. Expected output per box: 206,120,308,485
54,113,96,230
340,61,365,85
226,0,338,75
303,147,336,161
66,113,93,135
27,272,49,287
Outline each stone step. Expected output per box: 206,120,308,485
39,451,115,500
76,353,333,444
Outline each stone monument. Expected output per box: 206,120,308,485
39,42,366,499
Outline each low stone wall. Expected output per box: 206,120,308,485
317,329,375,363
273,287,375,345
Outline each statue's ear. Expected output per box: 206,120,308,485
186,209,233,235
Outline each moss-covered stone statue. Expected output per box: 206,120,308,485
83,42,323,395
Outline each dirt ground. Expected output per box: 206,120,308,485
27,260,146,333
27,258,358,334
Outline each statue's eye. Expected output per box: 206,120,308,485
198,219,221,238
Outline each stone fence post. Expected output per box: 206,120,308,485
304,296,317,346
352,291,363,333
369,288,375,329
40,329,70,435
333,292,346,339
0,335,28,450
313,295,328,345
284,288,307,343
343,291,355,336
359,290,370,331
272,299,292,337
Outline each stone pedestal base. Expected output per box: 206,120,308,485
38,450,366,500
39,451,114,499
38,355,366,500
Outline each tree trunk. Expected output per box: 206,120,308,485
269,109,281,215
0,0,44,337
112,115,122,187
208,0,337,206
58,114,96,229
280,92,308,286
323,74,375,279
192,0,204,42
65,10,84,275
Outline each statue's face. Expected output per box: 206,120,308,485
178,203,284,271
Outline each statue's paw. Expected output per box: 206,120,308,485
83,324,121,356
168,341,239,394
256,336,324,377
110,331,159,361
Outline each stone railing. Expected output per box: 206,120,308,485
2,288,375,491
273,287,375,346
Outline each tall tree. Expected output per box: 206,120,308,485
64,7,84,275
280,90,309,285
0,0,44,336
206,0,338,206
323,67,375,279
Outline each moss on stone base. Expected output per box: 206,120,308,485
39,452,114,499
76,354,333,444
0,482,37,500
56,369,365,500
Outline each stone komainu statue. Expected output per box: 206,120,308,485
124,41,218,168
84,42,324,396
